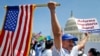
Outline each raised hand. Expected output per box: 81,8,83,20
48,2,56,11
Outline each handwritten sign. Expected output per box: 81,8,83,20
75,18,100,33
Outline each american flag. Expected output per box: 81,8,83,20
35,32,41,38
0,4,33,56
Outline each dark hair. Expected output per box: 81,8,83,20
31,41,37,50
45,40,53,49
88,48,97,56
96,51,100,56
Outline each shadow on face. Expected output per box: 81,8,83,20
62,39,74,51
88,52,94,56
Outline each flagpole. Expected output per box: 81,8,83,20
35,3,60,7
4,3,60,8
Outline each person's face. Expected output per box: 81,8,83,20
88,52,93,56
62,39,74,51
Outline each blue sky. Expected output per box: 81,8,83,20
0,0,100,36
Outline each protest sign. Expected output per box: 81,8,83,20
75,18,100,33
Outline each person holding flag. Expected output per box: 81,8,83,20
48,2,89,56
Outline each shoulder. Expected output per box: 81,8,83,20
42,49,52,56
52,47,69,56
70,46,79,56
83,54,87,56
72,46,78,51
44,49,52,53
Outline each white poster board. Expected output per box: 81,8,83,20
75,18,100,33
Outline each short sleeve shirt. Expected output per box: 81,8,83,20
41,49,52,56
52,46,79,56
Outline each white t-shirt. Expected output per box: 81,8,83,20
41,49,52,56
82,54,87,56
78,51,87,56
30,49,35,56
52,46,79,56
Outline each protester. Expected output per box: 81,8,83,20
88,48,97,56
78,48,87,56
41,40,53,56
30,38,37,56
30,49,36,56
35,40,45,56
96,51,100,56
32,35,45,56
48,2,89,56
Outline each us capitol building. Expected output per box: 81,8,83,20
64,12,100,42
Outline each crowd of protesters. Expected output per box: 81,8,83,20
30,2,100,56
30,35,53,56
29,34,100,56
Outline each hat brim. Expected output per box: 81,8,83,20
62,37,78,41
62,34,78,41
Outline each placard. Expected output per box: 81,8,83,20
75,18,100,33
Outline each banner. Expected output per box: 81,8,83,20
75,18,100,33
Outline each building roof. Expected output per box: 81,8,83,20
64,12,79,33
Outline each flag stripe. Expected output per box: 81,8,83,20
11,32,14,56
9,33,14,56
8,45,11,56
24,5,33,56
1,32,10,56
0,30,5,46
7,41,10,56
4,32,12,56
11,6,21,56
0,10,8,47
15,5,26,56
12,6,23,56
22,5,32,56
26,5,33,56
17,5,28,56
7,32,14,56
0,31,8,56
0,31,3,46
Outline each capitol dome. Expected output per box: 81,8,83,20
64,16,79,33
